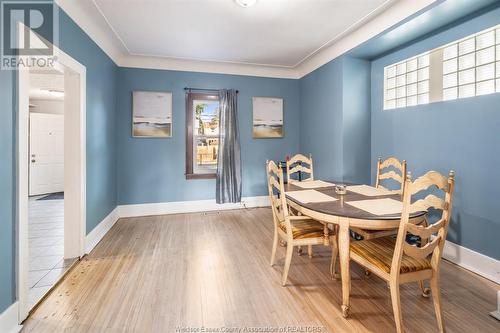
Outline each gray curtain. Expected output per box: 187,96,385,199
216,89,241,203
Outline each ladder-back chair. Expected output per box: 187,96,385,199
267,160,338,285
349,170,455,333
352,156,409,241
286,153,314,183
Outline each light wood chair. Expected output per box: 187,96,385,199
267,160,338,285
348,170,455,333
375,156,407,195
286,153,314,183
351,156,408,241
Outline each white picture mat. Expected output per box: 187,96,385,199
291,180,335,189
286,190,338,204
252,97,283,125
132,91,172,137
346,198,417,216
346,184,394,197
133,91,172,120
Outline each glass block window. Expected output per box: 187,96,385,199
383,24,500,110
384,54,429,110
443,28,500,100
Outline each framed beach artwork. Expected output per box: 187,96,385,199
132,91,172,138
252,97,284,138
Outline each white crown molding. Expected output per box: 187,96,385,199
55,0,127,64
57,0,436,79
118,54,301,79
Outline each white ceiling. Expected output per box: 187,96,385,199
93,0,392,67
56,0,436,78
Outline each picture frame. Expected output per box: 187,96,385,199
132,91,172,138
252,97,284,138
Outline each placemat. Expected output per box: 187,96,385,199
286,190,338,204
346,184,394,197
346,198,405,215
291,180,335,189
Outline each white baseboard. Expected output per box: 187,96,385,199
443,240,500,285
0,302,22,333
85,207,119,254
89,197,500,287
84,196,269,254
117,195,269,218
490,291,500,320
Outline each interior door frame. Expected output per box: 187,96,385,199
16,24,87,322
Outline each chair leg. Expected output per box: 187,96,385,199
330,236,339,278
297,246,303,255
270,228,278,266
418,280,431,298
307,244,313,258
389,280,404,333
430,274,445,333
282,243,294,286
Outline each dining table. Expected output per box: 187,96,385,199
284,180,427,318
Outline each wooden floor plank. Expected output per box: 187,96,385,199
22,208,500,333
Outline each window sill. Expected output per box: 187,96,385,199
186,173,216,180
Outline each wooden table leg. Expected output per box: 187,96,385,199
323,224,330,246
338,219,351,318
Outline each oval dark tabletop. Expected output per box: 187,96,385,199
284,181,426,221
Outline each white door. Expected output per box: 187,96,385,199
29,113,64,196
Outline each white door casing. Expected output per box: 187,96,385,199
29,113,65,196
17,22,87,322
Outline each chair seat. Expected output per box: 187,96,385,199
350,237,431,274
279,219,324,239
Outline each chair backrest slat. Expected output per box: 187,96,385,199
411,194,447,212
286,153,314,183
410,171,449,195
266,160,289,227
403,240,440,259
405,218,445,239
375,156,407,195
391,170,455,274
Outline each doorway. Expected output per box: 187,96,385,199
17,41,87,322
27,69,77,310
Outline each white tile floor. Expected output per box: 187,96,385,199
28,196,76,309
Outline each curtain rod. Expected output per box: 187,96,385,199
184,87,239,93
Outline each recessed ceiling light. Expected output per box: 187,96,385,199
234,0,257,8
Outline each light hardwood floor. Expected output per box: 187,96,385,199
22,208,500,332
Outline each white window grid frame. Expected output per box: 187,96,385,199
383,24,500,110
442,27,500,101
384,53,430,110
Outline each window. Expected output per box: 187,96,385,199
186,92,220,179
443,28,500,101
383,24,500,110
384,54,430,109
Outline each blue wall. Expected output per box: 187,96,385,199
0,69,16,313
116,68,300,204
371,6,500,260
299,56,371,184
0,7,118,313
58,11,118,233
342,57,371,184
299,58,344,181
